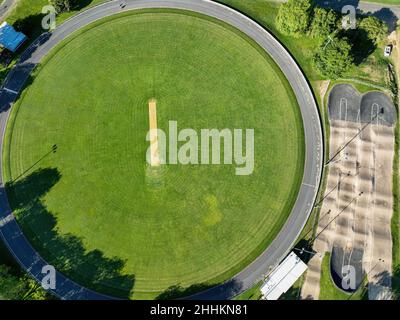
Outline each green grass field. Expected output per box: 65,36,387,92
3,10,305,299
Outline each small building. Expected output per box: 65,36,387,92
261,252,308,300
0,21,27,52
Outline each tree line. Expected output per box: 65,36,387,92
0,264,49,300
49,0,82,14
276,0,388,79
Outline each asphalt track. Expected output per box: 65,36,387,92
327,83,397,293
328,84,397,126
0,0,323,300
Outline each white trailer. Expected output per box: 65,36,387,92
261,252,308,300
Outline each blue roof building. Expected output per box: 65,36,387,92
0,21,27,52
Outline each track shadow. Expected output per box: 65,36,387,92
19,32,51,63
0,33,52,114
0,30,51,116
5,168,135,299
0,63,36,114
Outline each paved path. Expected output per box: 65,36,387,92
0,0,15,20
358,1,400,18
0,0,323,300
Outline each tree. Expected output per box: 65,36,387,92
49,0,76,14
0,264,48,300
310,7,338,38
313,36,354,79
359,16,388,44
0,265,25,300
276,0,314,37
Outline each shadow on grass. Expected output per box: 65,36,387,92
10,0,97,52
72,0,95,11
5,167,135,299
392,266,400,299
157,283,214,300
157,278,243,300
13,14,46,40
340,28,376,66
371,8,398,33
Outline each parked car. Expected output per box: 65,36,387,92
384,45,393,57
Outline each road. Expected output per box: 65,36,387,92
0,0,15,20
0,0,323,300
358,1,400,18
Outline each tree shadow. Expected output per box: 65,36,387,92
158,278,244,300
71,0,94,11
370,8,398,33
5,168,135,299
391,266,400,299
374,270,392,288
0,63,36,115
157,283,214,300
314,0,360,12
0,49,14,67
314,0,395,63
0,32,52,116
13,13,46,40
0,33,51,115
19,32,51,64
369,270,393,300
340,28,375,65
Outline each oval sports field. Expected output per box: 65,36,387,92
0,0,323,300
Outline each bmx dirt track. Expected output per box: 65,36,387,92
0,0,323,300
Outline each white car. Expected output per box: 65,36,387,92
384,45,393,57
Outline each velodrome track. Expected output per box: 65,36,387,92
0,0,323,300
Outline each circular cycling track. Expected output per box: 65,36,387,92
0,0,323,300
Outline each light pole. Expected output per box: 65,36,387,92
312,192,363,243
